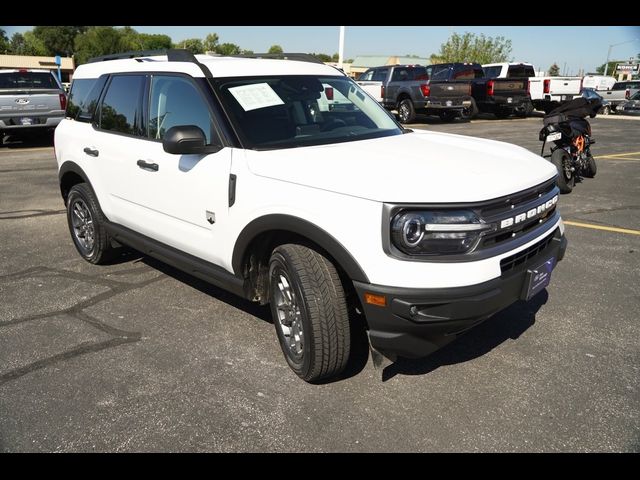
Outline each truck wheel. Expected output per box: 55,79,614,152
269,244,351,383
460,98,478,120
550,149,575,194
397,98,416,124
66,183,115,264
584,155,597,178
600,105,611,116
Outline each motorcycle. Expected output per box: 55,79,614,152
538,96,601,194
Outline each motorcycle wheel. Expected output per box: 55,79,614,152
584,155,597,178
551,149,575,194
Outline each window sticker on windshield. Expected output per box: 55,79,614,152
228,83,284,111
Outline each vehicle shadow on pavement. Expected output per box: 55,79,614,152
381,290,548,382
0,133,54,149
139,255,272,323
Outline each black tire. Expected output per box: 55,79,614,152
397,98,416,124
66,183,115,264
550,149,575,194
600,105,611,116
268,244,351,382
438,111,458,123
584,155,597,178
460,98,478,120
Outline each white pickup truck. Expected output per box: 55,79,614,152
483,62,584,114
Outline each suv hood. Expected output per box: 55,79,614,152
245,130,557,203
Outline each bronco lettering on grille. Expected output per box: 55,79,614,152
499,195,558,229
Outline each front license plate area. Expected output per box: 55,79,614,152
522,257,556,301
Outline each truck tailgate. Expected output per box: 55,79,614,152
492,78,528,95
356,81,383,103
430,82,471,97
0,89,64,121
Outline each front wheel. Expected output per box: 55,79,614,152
269,244,351,383
551,149,575,193
397,98,416,124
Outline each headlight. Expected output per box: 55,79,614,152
390,210,494,256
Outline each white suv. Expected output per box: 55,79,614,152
55,50,567,382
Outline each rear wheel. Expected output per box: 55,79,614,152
551,149,575,193
601,105,611,116
269,244,351,383
460,98,478,120
397,98,416,124
66,183,115,264
584,155,597,178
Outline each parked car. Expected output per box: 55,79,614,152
56,50,566,382
618,90,640,115
428,62,530,118
0,69,67,143
482,62,587,115
580,88,612,115
598,80,640,112
356,64,471,123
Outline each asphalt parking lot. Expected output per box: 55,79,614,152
1,116,638,452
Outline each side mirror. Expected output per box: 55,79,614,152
162,125,220,155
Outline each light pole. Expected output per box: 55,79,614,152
604,38,640,76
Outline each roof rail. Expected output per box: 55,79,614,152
87,49,168,63
232,53,325,65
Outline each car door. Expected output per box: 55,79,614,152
92,73,232,265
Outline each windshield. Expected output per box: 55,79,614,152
213,75,402,149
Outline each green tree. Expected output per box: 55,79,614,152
203,33,219,52
9,33,26,54
310,52,332,62
74,26,126,65
331,53,339,62
0,29,9,54
548,63,560,76
435,32,512,64
268,44,283,54
33,26,88,56
23,31,48,56
217,43,242,56
179,38,204,54
596,60,623,75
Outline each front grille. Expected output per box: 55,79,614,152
477,179,558,250
500,229,557,273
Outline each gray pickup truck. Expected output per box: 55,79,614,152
0,69,66,143
357,64,472,123
598,80,640,112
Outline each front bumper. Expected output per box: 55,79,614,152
354,229,567,359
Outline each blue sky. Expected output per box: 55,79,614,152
3,26,639,74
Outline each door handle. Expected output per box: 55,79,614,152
137,159,159,172
83,147,99,157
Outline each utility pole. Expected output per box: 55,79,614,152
338,26,345,69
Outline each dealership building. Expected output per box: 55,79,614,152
0,54,75,84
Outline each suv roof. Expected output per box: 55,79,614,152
73,53,341,81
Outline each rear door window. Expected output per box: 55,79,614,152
98,75,146,136
430,66,451,81
391,68,411,81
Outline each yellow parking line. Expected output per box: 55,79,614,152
597,156,640,161
596,151,640,158
564,220,640,236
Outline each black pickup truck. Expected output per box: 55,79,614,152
356,64,473,123
428,63,530,118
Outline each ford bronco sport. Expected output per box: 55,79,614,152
55,50,567,382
